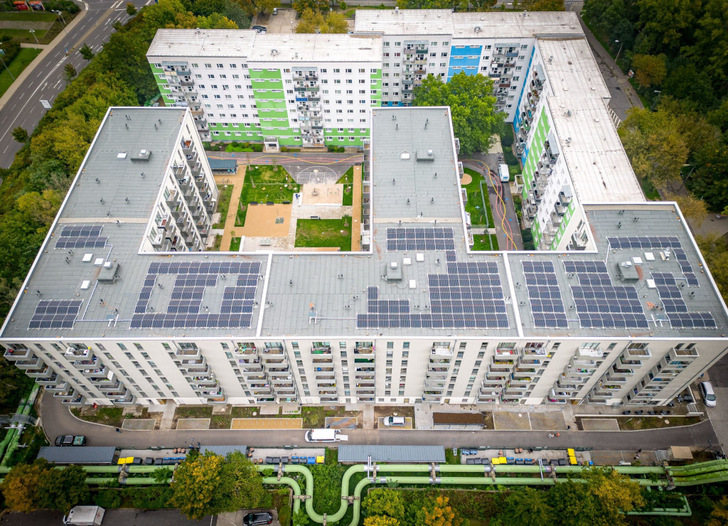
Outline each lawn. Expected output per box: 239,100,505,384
0,48,41,98
175,406,212,419
213,184,234,228
471,234,499,251
0,12,57,22
619,416,702,431
235,165,298,226
295,217,352,251
71,407,124,427
336,166,355,206
0,28,47,38
301,406,359,428
230,236,241,251
462,168,494,227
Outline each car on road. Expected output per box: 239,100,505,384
383,416,406,427
55,434,87,447
243,511,273,525
252,25,267,33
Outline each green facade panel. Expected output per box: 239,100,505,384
249,69,283,79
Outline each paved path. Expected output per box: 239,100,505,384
351,164,362,251
40,392,719,452
214,164,246,251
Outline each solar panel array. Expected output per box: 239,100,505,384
29,300,82,329
386,227,455,251
522,261,567,328
564,260,648,329
55,225,107,249
652,273,716,329
357,259,508,329
607,236,681,249
130,261,261,329
608,236,700,286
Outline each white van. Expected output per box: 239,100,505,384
63,506,105,525
498,164,510,183
304,429,349,442
383,416,406,427
700,381,717,407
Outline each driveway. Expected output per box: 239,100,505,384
0,509,212,526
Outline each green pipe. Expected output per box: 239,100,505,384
0,385,40,465
261,476,303,515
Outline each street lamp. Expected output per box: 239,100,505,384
614,39,624,63
0,49,15,81
652,90,662,111
52,9,66,25
29,29,39,44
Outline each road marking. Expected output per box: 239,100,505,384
54,79,62,89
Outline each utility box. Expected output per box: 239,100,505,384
63,506,105,525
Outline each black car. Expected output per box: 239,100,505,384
243,512,273,525
54,434,86,447
252,25,267,33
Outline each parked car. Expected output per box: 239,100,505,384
700,381,717,407
383,416,406,427
243,512,273,525
272,8,278,14
55,434,86,447
252,25,267,33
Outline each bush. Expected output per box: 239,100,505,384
278,502,292,525
44,0,81,13
122,486,173,509
95,489,122,509
0,39,20,65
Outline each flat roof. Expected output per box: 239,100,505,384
538,39,644,203
354,9,584,39
147,29,382,63
200,445,247,457
1,108,727,343
338,445,445,463
38,446,117,464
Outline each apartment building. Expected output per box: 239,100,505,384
1,106,726,409
147,30,382,148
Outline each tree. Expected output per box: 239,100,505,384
665,192,708,227
420,496,461,526
364,517,399,526
618,107,688,191
697,234,728,298
16,189,63,230
2,460,49,512
500,487,553,526
363,489,405,522
64,63,77,83
513,0,565,9
548,468,644,526
79,43,94,60
126,2,137,15
413,72,505,156
169,451,264,519
292,0,328,14
11,127,29,143
256,0,279,15
631,54,666,87
321,11,348,33
37,465,89,513
197,13,238,28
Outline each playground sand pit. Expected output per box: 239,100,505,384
460,172,473,185
241,203,291,237
302,183,342,205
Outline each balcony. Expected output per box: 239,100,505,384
15,356,44,370
37,373,59,386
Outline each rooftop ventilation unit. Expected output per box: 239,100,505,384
130,149,152,162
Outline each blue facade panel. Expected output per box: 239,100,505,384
448,45,482,80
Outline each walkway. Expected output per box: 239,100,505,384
351,164,362,251
213,163,246,251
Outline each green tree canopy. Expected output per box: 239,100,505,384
1,460,89,513
169,451,264,519
295,8,347,33
500,487,553,526
363,489,405,522
413,72,505,156
631,54,667,88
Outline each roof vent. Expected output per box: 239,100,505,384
130,149,152,162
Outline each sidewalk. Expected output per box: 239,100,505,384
214,164,246,251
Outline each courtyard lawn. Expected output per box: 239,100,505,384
0,12,57,22
0,48,41,98
463,168,494,227
230,237,242,251
213,184,233,229
295,216,352,252
235,165,298,226
471,234,499,251
336,167,355,206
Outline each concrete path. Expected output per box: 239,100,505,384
351,164,363,251
214,164,246,251
159,401,177,430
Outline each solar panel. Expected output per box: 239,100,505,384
385,227,455,251
564,260,648,329
29,300,82,329
522,260,567,328
357,255,507,329
651,272,716,329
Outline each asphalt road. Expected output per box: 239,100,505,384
0,0,149,168
41,392,719,452
0,509,214,526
